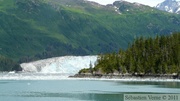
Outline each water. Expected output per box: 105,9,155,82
0,73,180,101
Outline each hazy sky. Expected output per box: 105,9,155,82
87,0,180,7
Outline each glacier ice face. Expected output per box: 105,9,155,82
20,56,97,74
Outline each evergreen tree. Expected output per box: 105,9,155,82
82,33,180,75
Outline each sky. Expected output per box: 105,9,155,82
87,0,180,7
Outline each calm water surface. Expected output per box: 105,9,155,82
0,74,180,101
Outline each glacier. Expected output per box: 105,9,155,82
20,56,98,74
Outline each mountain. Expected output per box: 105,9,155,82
156,0,180,14
0,0,180,67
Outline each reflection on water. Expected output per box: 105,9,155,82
15,92,123,101
0,78,180,101
117,81,180,88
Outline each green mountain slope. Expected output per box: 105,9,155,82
0,0,180,63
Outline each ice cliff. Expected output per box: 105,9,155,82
20,56,97,74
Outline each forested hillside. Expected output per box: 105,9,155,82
80,33,180,75
0,0,180,71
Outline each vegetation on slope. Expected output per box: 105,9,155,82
0,0,180,71
79,33,180,75
0,55,22,71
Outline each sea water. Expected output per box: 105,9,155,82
0,73,180,101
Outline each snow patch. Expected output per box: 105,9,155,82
178,2,180,6
114,6,121,14
165,6,169,11
156,4,161,8
169,9,173,13
176,7,180,12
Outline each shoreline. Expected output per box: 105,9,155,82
69,73,180,81
68,77,180,82
0,72,179,81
